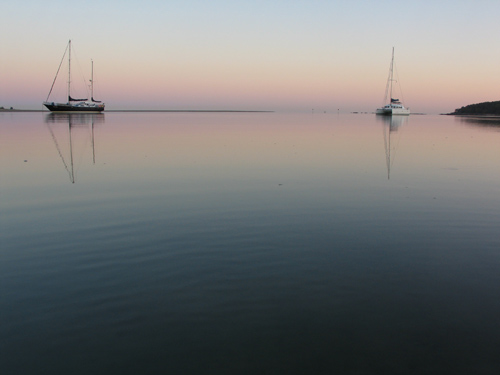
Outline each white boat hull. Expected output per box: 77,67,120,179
376,106,410,116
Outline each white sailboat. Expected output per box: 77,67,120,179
376,48,410,116
43,40,105,113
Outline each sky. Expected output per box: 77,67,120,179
1,0,499,113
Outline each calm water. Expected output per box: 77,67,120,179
1,112,500,374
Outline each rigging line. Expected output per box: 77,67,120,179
393,61,406,105
383,62,391,105
45,43,69,102
91,66,103,101
46,123,72,179
71,46,91,98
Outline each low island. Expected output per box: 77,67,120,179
448,100,500,116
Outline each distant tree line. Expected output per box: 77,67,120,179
451,100,500,115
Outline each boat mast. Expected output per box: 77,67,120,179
90,59,94,102
68,40,71,102
389,47,394,102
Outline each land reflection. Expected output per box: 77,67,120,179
456,116,500,128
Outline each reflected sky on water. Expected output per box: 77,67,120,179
1,112,500,374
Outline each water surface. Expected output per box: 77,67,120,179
1,112,500,374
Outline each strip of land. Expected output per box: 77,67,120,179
447,100,500,116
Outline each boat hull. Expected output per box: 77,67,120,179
376,107,410,116
44,102,105,113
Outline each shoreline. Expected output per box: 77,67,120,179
444,113,500,118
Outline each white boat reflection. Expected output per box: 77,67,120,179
376,115,408,179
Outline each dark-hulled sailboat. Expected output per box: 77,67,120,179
44,40,105,113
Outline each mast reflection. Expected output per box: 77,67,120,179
45,113,105,183
376,115,408,179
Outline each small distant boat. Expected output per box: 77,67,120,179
376,48,410,116
44,40,105,113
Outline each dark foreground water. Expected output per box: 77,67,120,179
1,112,500,374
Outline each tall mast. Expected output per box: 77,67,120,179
389,47,394,101
68,40,71,102
90,59,94,101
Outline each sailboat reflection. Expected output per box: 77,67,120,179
45,113,104,183
376,115,408,179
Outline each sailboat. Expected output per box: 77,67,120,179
376,48,410,116
44,40,105,113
